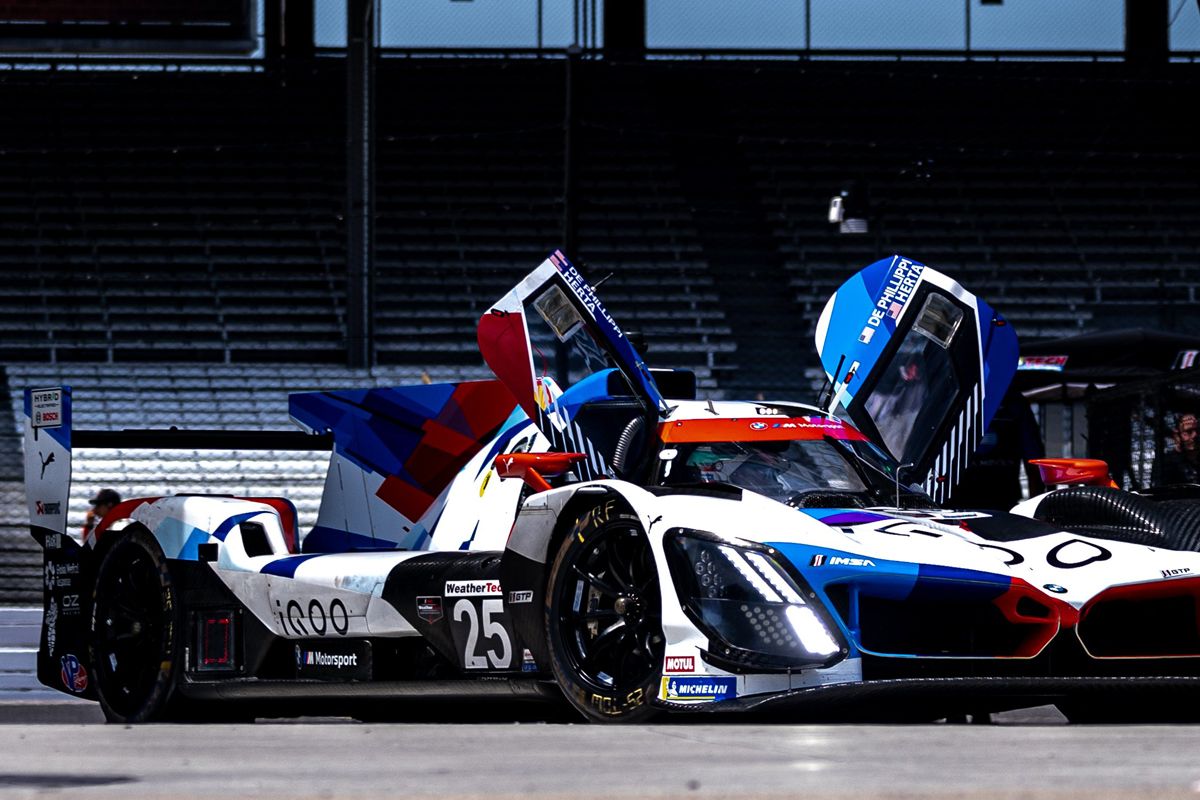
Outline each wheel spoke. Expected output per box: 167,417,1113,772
110,599,148,625
570,565,623,599
580,608,621,622
582,625,629,671
604,534,640,592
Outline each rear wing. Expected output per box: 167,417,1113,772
23,386,332,546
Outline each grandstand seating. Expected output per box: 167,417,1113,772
3,61,1195,382
2,59,1199,599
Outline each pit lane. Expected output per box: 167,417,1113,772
5,607,1200,799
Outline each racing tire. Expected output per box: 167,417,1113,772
89,525,184,723
546,502,664,723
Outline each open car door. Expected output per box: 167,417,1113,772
478,250,668,481
815,255,1019,504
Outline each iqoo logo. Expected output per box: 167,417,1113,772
274,598,350,636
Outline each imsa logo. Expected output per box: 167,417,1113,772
811,554,875,568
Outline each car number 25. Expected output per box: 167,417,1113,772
451,598,512,669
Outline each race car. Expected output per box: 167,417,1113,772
24,251,1200,723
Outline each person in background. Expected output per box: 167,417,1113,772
953,387,1045,510
1158,413,1199,485
82,488,121,539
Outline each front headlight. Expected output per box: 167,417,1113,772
665,529,845,671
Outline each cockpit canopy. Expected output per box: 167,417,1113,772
656,417,932,508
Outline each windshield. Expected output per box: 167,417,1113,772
861,293,963,465
656,437,932,508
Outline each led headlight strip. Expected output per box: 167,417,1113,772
666,529,847,671
717,545,783,603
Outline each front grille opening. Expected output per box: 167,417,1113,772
1080,596,1200,658
857,595,1034,657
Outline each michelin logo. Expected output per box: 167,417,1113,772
660,676,737,703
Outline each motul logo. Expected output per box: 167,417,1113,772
663,656,695,673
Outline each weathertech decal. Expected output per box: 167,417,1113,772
445,580,502,597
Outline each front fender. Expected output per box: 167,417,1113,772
500,481,659,673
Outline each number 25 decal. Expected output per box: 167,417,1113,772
454,598,512,669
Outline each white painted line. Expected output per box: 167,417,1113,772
0,647,38,654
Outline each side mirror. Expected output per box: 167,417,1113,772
493,452,587,493
1028,458,1116,489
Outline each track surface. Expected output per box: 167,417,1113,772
5,608,1200,799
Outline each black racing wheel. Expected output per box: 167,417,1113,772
546,502,664,722
90,525,182,723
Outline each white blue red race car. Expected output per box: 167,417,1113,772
25,252,1200,723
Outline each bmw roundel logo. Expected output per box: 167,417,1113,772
1043,583,1068,594
749,422,768,430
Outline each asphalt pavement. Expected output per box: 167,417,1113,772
4,606,1200,799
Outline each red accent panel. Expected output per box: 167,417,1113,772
406,419,482,493
659,417,869,444
991,578,1078,658
437,380,517,440
93,497,161,543
478,310,538,419
494,452,587,493
1029,458,1116,488
242,497,300,554
1083,575,1200,607
376,475,436,522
